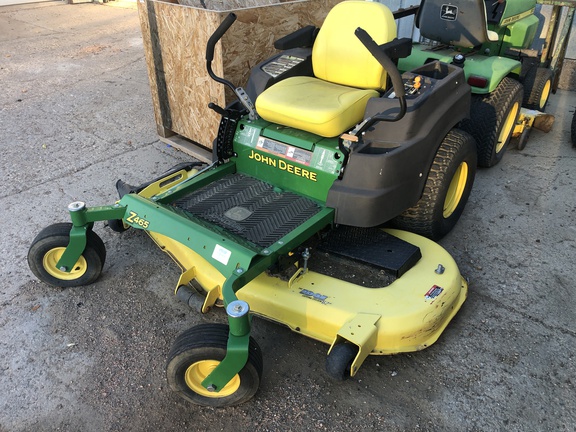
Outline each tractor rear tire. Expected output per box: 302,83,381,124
522,67,553,111
28,223,106,287
166,323,263,407
392,129,476,241
460,77,523,168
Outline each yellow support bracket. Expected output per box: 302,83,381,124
174,266,197,293
329,313,381,376
202,285,222,313
287,267,306,289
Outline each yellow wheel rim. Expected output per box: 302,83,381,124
496,101,519,153
185,360,240,398
43,247,87,280
443,162,468,218
539,80,551,110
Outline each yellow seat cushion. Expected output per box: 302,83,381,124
254,1,397,137
255,76,379,138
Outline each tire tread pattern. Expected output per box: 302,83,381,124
460,77,523,167
522,67,553,110
392,129,476,240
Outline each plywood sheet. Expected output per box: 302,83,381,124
137,0,341,148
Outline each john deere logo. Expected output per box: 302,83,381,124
440,4,458,21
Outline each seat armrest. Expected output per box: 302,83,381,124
379,37,413,60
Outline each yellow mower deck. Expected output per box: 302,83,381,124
149,228,467,375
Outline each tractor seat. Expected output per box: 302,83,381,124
416,0,499,48
255,1,397,138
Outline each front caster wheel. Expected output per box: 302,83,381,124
326,342,358,381
166,323,263,407
28,223,106,287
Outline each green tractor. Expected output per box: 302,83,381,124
28,1,475,407
399,0,554,166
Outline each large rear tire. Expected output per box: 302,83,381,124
522,67,553,111
460,77,523,168
393,129,476,240
166,323,263,407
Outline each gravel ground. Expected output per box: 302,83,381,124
1,2,575,431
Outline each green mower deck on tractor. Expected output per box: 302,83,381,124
28,1,473,407
399,0,555,166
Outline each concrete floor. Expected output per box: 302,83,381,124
1,2,575,431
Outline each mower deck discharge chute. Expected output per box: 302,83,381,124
29,1,472,407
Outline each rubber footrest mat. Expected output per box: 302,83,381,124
173,174,321,248
319,226,422,278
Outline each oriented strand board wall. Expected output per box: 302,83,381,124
137,0,342,149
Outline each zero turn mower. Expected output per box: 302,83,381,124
29,1,473,407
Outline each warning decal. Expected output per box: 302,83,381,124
425,285,444,300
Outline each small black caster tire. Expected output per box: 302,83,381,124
107,219,129,233
512,127,531,151
28,223,106,287
166,323,263,407
326,343,358,381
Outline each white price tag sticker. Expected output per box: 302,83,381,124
212,244,232,266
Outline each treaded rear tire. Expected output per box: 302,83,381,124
522,67,553,111
392,129,476,241
460,77,523,168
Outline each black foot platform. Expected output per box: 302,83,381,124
318,226,421,279
173,174,321,248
